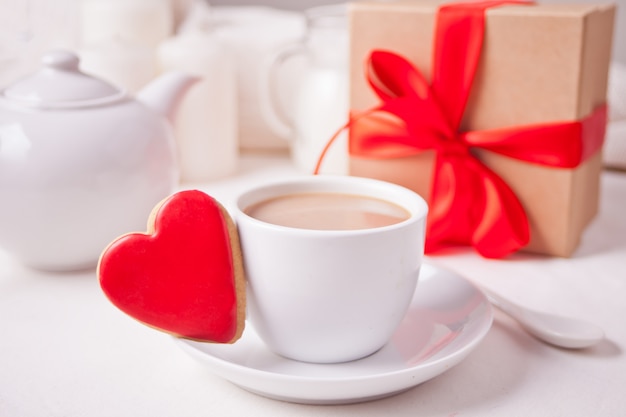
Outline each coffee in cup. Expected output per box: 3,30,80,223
244,192,410,231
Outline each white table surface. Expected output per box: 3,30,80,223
1,153,625,417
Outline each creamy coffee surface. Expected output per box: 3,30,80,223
244,192,410,230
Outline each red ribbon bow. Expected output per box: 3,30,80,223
316,0,606,258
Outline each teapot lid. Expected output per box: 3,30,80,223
1,50,126,109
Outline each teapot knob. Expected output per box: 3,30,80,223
41,50,80,72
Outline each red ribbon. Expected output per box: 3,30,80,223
315,0,607,258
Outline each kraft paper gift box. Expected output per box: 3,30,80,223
347,0,615,257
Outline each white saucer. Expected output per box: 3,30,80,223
174,263,493,405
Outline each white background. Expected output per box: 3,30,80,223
213,0,626,64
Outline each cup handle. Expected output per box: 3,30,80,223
258,42,306,141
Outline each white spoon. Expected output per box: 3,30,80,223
479,286,605,349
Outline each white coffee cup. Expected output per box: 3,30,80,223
235,176,428,363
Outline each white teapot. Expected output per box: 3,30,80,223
0,50,196,271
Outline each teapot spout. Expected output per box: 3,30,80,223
136,72,199,123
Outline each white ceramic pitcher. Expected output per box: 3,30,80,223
260,4,349,174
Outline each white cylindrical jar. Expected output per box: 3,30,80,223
211,6,305,151
81,0,173,48
79,36,157,94
158,12,238,182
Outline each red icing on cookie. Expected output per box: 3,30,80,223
98,190,244,343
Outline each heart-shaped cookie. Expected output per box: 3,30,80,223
98,190,245,343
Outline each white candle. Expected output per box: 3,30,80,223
79,37,157,94
158,5,238,182
81,0,173,48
